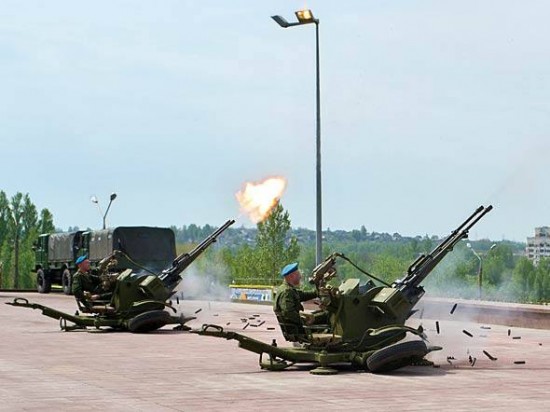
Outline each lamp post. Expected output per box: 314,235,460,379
91,193,117,229
272,9,323,265
467,243,497,300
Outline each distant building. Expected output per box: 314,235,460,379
526,227,550,265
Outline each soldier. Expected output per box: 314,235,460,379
72,256,111,310
273,262,327,341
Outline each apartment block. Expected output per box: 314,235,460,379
526,226,550,265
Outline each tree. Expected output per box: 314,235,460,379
512,257,535,302
533,258,550,303
256,202,300,285
0,191,55,289
223,202,300,285
37,209,55,235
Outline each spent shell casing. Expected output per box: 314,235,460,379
267,327,275,330
450,303,458,315
226,322,231,325
258,320,265,326
508,329,511,336
483,350,498,361
462,330,473,337
176,297,180,305
194,308,202,314
436,321,440,334
512,336,521,340
243,323,249,330
513,361,526,365
480,326,491,330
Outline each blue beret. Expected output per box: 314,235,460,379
75,255,87,265
281,262,299,277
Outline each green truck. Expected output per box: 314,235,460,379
33,227,176,294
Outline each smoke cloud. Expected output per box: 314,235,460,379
176,265,231,302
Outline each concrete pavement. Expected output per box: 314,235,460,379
1,292,549,411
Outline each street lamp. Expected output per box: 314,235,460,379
272,9,323,265
91,192,117,229
467,243,497,300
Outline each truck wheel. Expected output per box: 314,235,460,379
367,340,428,373
62,269,73,295
127,310,170,333
36,269,52,294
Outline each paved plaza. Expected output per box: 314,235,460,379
1,292,549,411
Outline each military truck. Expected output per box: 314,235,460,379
33,227,176,294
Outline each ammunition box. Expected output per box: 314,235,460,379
139,275,167,300
371,288,411,320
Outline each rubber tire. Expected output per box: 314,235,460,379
367,340,429,373
127,310,170,333
62,269,72,295
36,269,52,294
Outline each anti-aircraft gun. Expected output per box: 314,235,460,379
7,219,235,333
194,206,492,374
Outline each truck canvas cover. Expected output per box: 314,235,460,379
88,227,176,273
48,233,79,262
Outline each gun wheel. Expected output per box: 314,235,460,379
127,310,170,333
367,340,428,373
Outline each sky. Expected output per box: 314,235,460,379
1,1,549,242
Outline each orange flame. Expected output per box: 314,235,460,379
236,177,287,223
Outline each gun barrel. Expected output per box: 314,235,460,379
173,219,235,266
397,205,492,291
159,219,235,290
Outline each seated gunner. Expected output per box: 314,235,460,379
273,262,328,341
71,255,112,311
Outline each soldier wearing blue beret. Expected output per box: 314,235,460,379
72,256,111,310
273,262,327,342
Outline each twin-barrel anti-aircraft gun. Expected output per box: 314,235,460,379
7,205,492,374
7,220,236,332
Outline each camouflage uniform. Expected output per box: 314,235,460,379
273,282,320,339
71,270,108,309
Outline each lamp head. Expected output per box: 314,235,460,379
271,15,290,28
295,9,315,23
